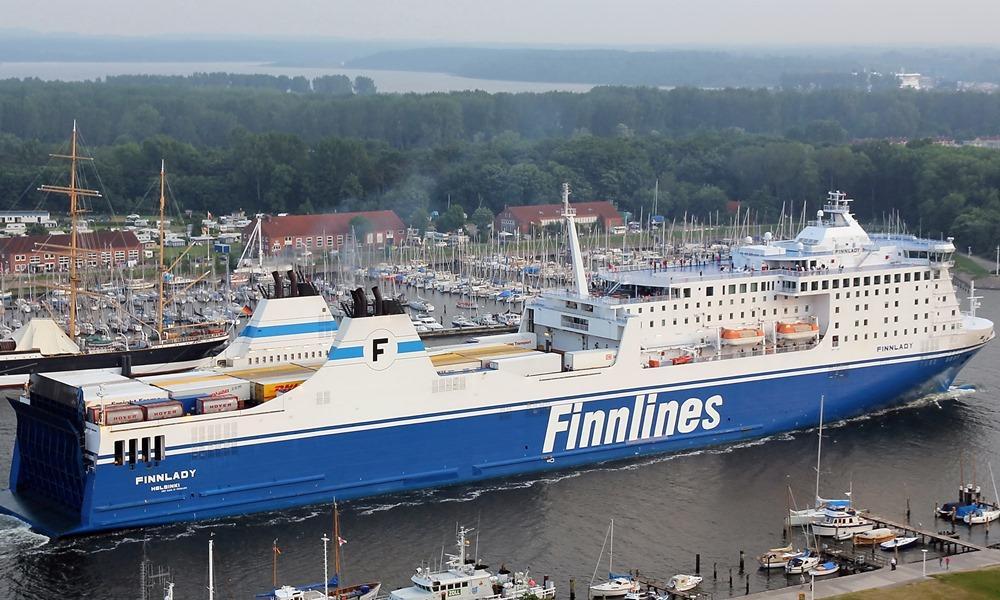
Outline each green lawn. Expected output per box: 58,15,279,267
832,566,1000,600
953,254,991,278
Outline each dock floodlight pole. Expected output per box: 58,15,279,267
562,183,588,298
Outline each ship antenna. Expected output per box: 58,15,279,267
968,280,981,319
561,182,588,298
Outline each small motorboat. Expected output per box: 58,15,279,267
757,545,800,569
964,506,1000,525
880,536,919,550
666,574,702,593
811,508,875,538
808,562,839,577
784,551,820,575
853,527,896,546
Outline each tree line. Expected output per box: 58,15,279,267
3,127,998,258
3,80,1000,150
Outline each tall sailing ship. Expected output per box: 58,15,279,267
0,123,228,393
0,186,993,536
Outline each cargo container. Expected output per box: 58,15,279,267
226,363,319,402
139,371,252,414
562,348,618,371
197,396,242,414
91,405,144,425
138,400,184,421
487,352,562,376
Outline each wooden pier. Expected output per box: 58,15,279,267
630,570,715,600
864,511,990,553
419,324,518,338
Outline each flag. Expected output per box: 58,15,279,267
273,539,282,555
338,536,347,546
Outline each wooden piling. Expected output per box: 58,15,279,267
695,553,700,575
739,550,745,573
569,579,575,600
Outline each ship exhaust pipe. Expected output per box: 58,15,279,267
287,270,298,298
372,286,385,316
271,271,283,299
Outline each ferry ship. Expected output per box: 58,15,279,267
0,189,993,536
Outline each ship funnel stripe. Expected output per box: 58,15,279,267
242,321,338,338
327,339,425,360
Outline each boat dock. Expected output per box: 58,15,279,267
864,511,991,553
743,547,1000,599
419,324,518,338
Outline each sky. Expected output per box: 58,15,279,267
6,0,1000,46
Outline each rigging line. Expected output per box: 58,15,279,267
74,128,117,219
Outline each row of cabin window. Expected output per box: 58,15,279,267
114,436,165,466
250,350,323,365
644,304,809,327
830,322,961,346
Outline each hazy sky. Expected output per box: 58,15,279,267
8,0,1000,46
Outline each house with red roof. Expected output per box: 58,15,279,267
249,210,406,255
494,201,622,234
0,231,142,273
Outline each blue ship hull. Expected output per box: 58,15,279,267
1,344,982,536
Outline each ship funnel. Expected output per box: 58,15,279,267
271,271,283,298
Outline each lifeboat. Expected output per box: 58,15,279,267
776,321,819,341
721,327,765,346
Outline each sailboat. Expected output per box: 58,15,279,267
588,520,639,599
262,503,382,600
0,127,228,396
787,395,853,527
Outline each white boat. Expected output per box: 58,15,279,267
452,315,477,328
964,506,1000,524
808,562,839,577
590,520,639,599
666,575,702,592
388,527,554,600
787,396,855,527
853,528,895,546
416,314,444,330
880,536,919,550
408,298,434,312
757,545,800,569
784,552,821,575
811,508,875,538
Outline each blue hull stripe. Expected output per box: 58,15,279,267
242,321,338,338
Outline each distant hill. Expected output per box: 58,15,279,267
346,46,1000,88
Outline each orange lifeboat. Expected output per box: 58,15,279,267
776,321,819,341
721,327,765,346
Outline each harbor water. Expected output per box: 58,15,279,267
0,288,997,600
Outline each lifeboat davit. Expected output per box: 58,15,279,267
776,321,819,341
721,327,765,346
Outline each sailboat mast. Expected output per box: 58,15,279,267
815,395,825,506
39,121,101,339
609,518,614,575
158,160,166,342
333,501,341,596
68,124,79,340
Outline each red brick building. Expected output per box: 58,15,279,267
0,231,142,273
251,211,406,255
495,201,622,234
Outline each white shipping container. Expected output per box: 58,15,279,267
563,348,618,371
487,352,562,376
80,380,169,408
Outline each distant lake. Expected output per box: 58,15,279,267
0,61,596,94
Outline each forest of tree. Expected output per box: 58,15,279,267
0,78,998,258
